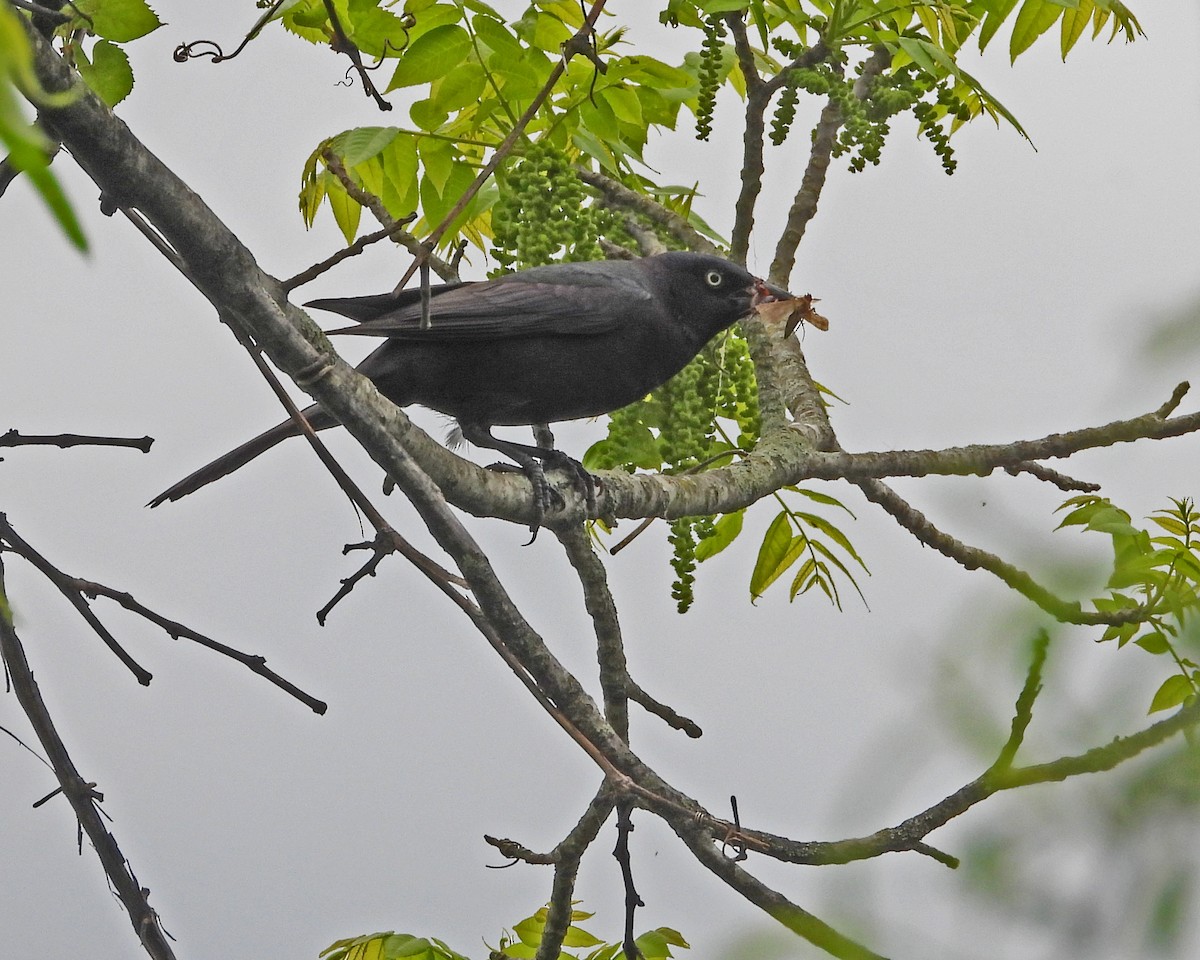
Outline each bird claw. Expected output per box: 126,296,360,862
485,454,597,542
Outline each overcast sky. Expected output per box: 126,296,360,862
4,3,1200,958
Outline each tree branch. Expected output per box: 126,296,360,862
770,47,890,284
0,429,153,452
672,817,889,960
576,167,719,255
0,555,177,960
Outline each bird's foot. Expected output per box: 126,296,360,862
539,449,599,517
485,452,597,540
485,457,555,542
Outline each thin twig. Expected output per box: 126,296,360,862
73,579,327,713
0,429,152,452
282,217,419,292
319,150,458,282
0,515,151,684
1004,460,1101,492
0,556,177,960
614,801,643,960
577,167,719,255
321,0,391,110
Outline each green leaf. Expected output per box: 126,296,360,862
410,98,449,131
791,487,856,516
695,510,744,561
750,512,805,601
1134,632,1170,655
324,172,362,243
387,24,473,90
0,7,87,249
431,62,487,113
794,511,868,570
391,934,436,958
978,0,1021,52
73,40,134,107
380,132,419,215
788,556,819,600
1148,674,1194,715
74,0,163,43
418,157,478,236
344,0,430,57
332,126,400,166
417,136,454,193
1010,0,1064,61
601,84,643,128
561,924,604,948
513,10,572,51
1060,0,1094,58
1151,514,1190,537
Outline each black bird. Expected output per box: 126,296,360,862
149,252,789,517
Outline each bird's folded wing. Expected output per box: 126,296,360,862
305,282,466,323
310,277,651,340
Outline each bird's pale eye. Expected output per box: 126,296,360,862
705,270,723,288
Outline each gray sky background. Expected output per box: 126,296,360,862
4,2,1200,958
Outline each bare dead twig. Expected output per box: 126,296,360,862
1004,460,1101,492
0,513,326,708
627,681,703,738
73,579,327,713
614,801,644,960
282,216,419,292
321,0,392,111
319,533,469,624
0,429,153,452
0,515,151,684
0,555,178,960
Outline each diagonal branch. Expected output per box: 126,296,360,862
0,556,177,960
723,12,829,265
318,150,457,282
770,46,890,284
672,817,889,960
390,0,611,292
576,167,720,256
0,514,151,684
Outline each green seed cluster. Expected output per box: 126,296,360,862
591,326,759,609
765,45,965,176
828,70,886,172
716,331,760,447
490,141,602,272
669,514,715,613
769,82,799,146
913,83,970,175
768,63,835,146
596,328,759,472
694,15,726,141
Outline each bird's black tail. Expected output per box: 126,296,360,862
148,408,331,506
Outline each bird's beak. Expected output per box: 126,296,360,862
751,278,794,305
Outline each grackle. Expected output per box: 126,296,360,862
149,252,790,523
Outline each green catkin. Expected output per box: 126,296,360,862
694,15,725,141
490,142,603,271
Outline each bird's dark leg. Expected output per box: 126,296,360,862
458,421,597,538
